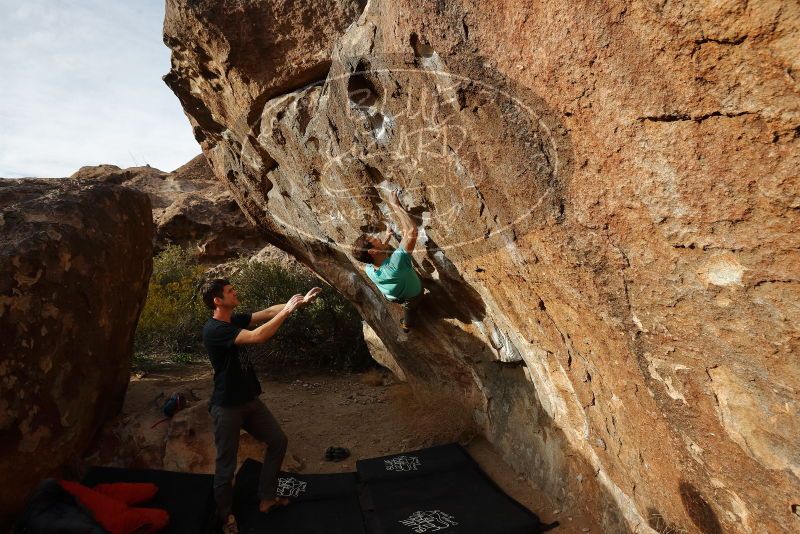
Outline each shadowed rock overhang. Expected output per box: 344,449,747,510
163,1,800,532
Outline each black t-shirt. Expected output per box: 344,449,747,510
202,313,262,406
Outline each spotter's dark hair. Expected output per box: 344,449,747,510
201,278,230,311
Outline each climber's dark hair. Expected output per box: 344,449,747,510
351,234,374,264
201,278,230,311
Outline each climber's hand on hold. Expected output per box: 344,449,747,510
383,188,417,252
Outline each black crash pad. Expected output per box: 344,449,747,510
232,458,366,534
356,443,473,483
232,445,553,534
361,468,547,534
358,444,552,534
81,466,215,534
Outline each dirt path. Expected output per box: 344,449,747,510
87,362,595,532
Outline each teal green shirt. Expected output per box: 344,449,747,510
365,248,422,302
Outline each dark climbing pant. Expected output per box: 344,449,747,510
210,398,287,520
399,292,423,328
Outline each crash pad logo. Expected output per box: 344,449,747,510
399,510,458,532
276,477,307,498
384,455,422,472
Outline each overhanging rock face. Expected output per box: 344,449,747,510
164,1,800,532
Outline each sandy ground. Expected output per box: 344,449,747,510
87,362,595,533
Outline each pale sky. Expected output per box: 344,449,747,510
0,0,200,178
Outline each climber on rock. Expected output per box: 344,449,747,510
200,279,321,534
352,189,423,332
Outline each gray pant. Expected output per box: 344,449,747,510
210,398,288,519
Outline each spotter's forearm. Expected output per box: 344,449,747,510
250,304,286,326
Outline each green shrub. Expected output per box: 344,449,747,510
134,245,207,359
134,245,372,370
228,258,371,370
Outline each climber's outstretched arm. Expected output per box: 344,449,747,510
386,190,418,253
381,226,393,246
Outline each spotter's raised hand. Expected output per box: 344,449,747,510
284,294,305,314
303,287,322,304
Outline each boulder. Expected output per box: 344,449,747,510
163,402,215,473
362,322,405,381
69,163,199,211
163,0,366,148
161,401,304,475
72,155,263,260
164,1,800,532
0,179,153,526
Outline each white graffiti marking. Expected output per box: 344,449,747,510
276,477,307,497
399,510,458,532
384,455,422,472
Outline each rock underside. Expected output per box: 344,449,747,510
0,179,154,526
163,0,800,532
